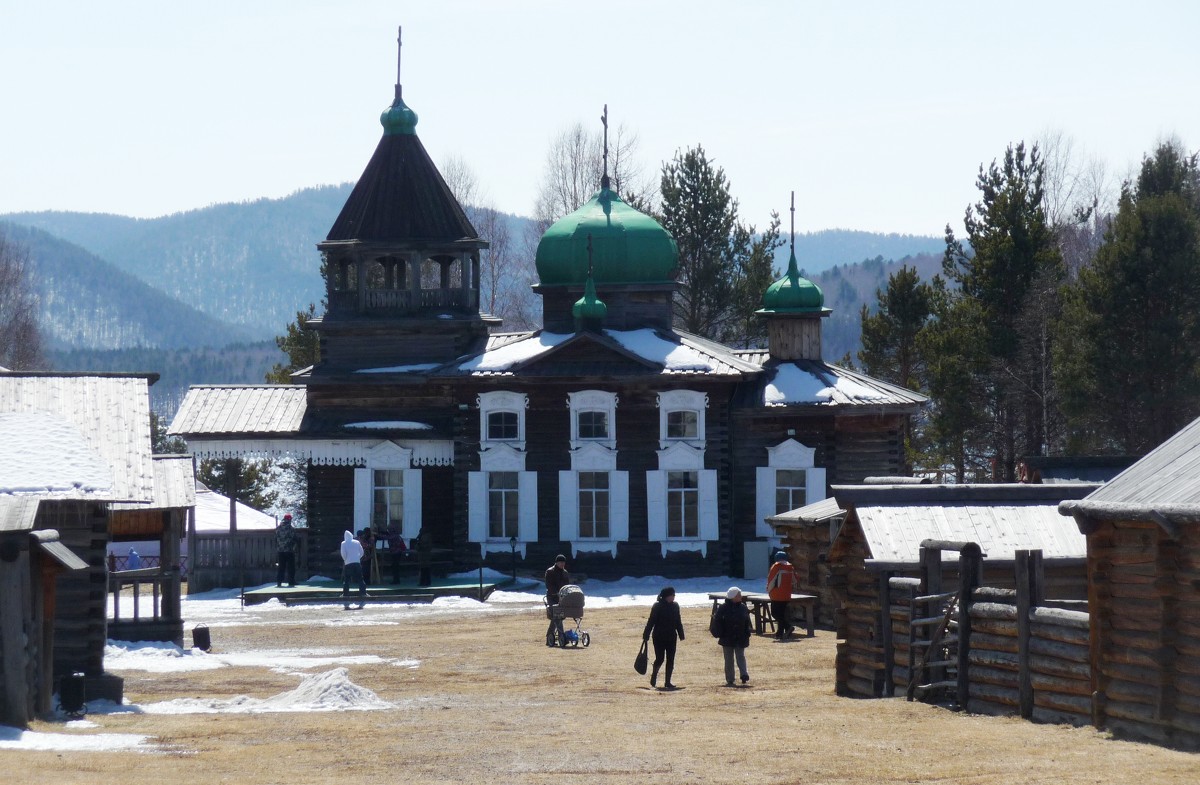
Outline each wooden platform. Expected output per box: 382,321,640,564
242,578,499,606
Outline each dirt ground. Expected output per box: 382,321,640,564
10,599,1199,784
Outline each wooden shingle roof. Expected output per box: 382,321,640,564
169,385,307,438
1061,415,1200,523
0,373,154,502
833,483,1098,566
324,133,482,246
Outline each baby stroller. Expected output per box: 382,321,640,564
545,584,590,648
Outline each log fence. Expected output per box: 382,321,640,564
844,546,1095,729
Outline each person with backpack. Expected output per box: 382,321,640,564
766,550,798,639
712,586,753,686
642,586,685,690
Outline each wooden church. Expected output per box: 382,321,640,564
169,36,926,580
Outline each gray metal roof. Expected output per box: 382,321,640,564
1062,416,1200,521
767,496,845,527
833,483,1098,563
0,374,154,502
0,496,40,532
169,385,307,437
111,454,196,511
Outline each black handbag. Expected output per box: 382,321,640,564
634,639,649,675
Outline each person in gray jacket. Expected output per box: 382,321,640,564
714,586,752,686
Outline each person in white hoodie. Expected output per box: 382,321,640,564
340,530,367,610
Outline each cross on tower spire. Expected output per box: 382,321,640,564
600,104,611,190
790,190,796,256
395,26,403,101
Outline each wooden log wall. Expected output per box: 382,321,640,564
1086,518,1200,749
966,598,1092,725
833,520,886,698
778,521,838,627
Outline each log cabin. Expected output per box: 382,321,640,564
1060,415,1200,749
168,35,926,582
0,372,157,724
828,482,1096,699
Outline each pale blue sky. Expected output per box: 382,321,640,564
3,1,1197,236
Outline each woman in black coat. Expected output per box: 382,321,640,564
642,586,686,690
715,586,753,686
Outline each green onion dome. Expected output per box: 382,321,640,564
758,250,830,314
380,95,418,135
536,187,678,286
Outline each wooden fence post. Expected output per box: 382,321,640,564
956,543,981,711
879,570,894,696
1016,550,1033,718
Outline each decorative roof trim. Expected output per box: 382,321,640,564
185,438,454,467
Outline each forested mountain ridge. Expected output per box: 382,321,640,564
776,230,944,275
809,252,944,363
3,221,255,350
2,184,352,338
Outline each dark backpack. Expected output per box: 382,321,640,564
709,606,723,638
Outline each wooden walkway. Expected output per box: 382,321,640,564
242,578,499,606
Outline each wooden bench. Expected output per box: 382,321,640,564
708,591,816,638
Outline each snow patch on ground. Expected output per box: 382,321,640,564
139,667,391,714
0,724,151,752
105,639,397,674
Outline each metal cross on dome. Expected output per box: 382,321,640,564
600,104,610,190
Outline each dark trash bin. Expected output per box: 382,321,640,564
58,671,86,716
193,624,211,652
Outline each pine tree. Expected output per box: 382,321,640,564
659,145,781,344
939,143,1064,479
266,303,320,384
1055,142,1200,454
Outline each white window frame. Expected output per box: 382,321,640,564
755,439,827,539
478,391,527,450
470,430,537,557
568,390,617,450
353,441,422,544
558,441,628,558
657,389,707,449
646,441,716,557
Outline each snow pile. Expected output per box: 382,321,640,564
140,667,391,714
0,724,151,752
0,411,114,495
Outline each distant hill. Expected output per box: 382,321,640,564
47,342,285,416
3,222,254,351
2,184,352,340
778,230,944,275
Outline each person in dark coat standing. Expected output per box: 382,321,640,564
715,586,753,686
544,554,570,647
642,586,685,690
275,514,297,587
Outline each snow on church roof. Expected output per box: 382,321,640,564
457,328,754,376
761,362,926,408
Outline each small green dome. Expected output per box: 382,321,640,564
758,250,830,314
380,95,418,135
572,274,608,323
536,187,677,286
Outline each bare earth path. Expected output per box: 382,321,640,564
9,600,1199,784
